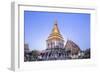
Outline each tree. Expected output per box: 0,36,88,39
32,50,39,61
83,49,90,59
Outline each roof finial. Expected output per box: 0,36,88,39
54,19,57,25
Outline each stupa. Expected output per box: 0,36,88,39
46,20,64,49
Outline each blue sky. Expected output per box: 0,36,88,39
24,11,90,51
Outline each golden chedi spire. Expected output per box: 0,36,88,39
47,20,64,41
46,20,64,49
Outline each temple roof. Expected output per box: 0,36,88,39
47,20,64,41
65,40,80,54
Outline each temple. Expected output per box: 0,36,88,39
24,20,88,62
46,20,64,49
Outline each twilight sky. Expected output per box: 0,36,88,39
24,11,90,51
